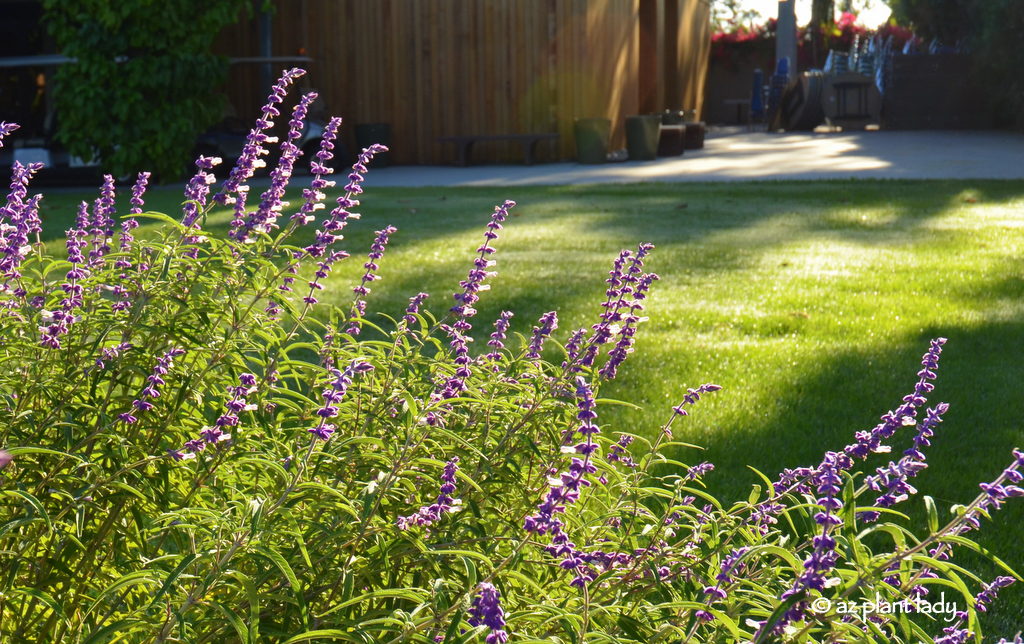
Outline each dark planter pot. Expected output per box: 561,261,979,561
682,121,706,149
625,114,661,160
573,118,611,164
354,123,392,168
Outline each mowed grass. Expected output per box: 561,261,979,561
37,179,1024,629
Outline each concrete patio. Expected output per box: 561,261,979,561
361,128,1024,187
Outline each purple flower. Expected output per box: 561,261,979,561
129,171,151,215
599,269,658,380
0,122,19,147
236,92,318,240
975,576,1014,613
218,67,306,204
301,250,349,308
860,403,949,519
0,449,12,469
578,244,654,371
396,456,461,530
526,311,558,360
606,434,637,469
484,310,514,362
0,162,44,296
524,377,602,587
467,583,509,644
123,348,186,423
844,338,947,462
403,292,429,326
307,361,373,441
672,384,723,417
87,175,116,267
346,225,396,335
344,144,389,195
450,200,514,322
293,116,342,226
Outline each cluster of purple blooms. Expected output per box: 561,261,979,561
935,576,1015,643
859,402,949,521
695,546,751,621
525,311,558,360
396,456,461,530
219,67,305,209
308,361,374,441
94,342,133,370
403,292,430,326
118,348,186,425
484,310,513,363
467,582,509,644
436,200,514,400
523,377,603,588
575,243,655,375
241,92,319,240
293,116,341,226
347,225,398,334
0,155,43,305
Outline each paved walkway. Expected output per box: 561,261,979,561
362,128,1024,187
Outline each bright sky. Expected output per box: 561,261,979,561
738,0,893,29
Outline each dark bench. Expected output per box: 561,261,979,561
438,133,559,166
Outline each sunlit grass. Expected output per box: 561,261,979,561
39,178,1024,629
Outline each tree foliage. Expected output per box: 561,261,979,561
41,0,253,180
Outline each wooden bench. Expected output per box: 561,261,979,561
438,133,559,166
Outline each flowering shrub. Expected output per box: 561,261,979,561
710,13,915,69
1,71,1023,643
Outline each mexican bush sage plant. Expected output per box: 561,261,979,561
0,76,1022,644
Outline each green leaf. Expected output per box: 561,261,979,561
281,630,358,643
147,553,200,609
316,588,431,619
923,495,939,534
213,602,250,644
3,490,53,533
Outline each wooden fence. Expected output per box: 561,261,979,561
217,0,710,164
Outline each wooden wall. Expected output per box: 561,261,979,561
216,0,710,165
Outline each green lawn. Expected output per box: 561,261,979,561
36,178,1024,629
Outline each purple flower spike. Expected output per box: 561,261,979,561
237,91,318,240
348,226,397,335
526,311,558,360
860,403,949,519
0,122,19,148
87,174,116,267
524,377,602,588
1,162,44,297
345,144,389,195
671,384,723,417
293,115,342,226
578,243,655,373
219,67,306,204
450,200,515,323
484,311,514,362
404,292,430,326
123,348,186,423
467,582,509,644
129,172,151,215
306,360,373,441
396,456,461,530
0,449,12,469
182,156,221,230
844,338,947,462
